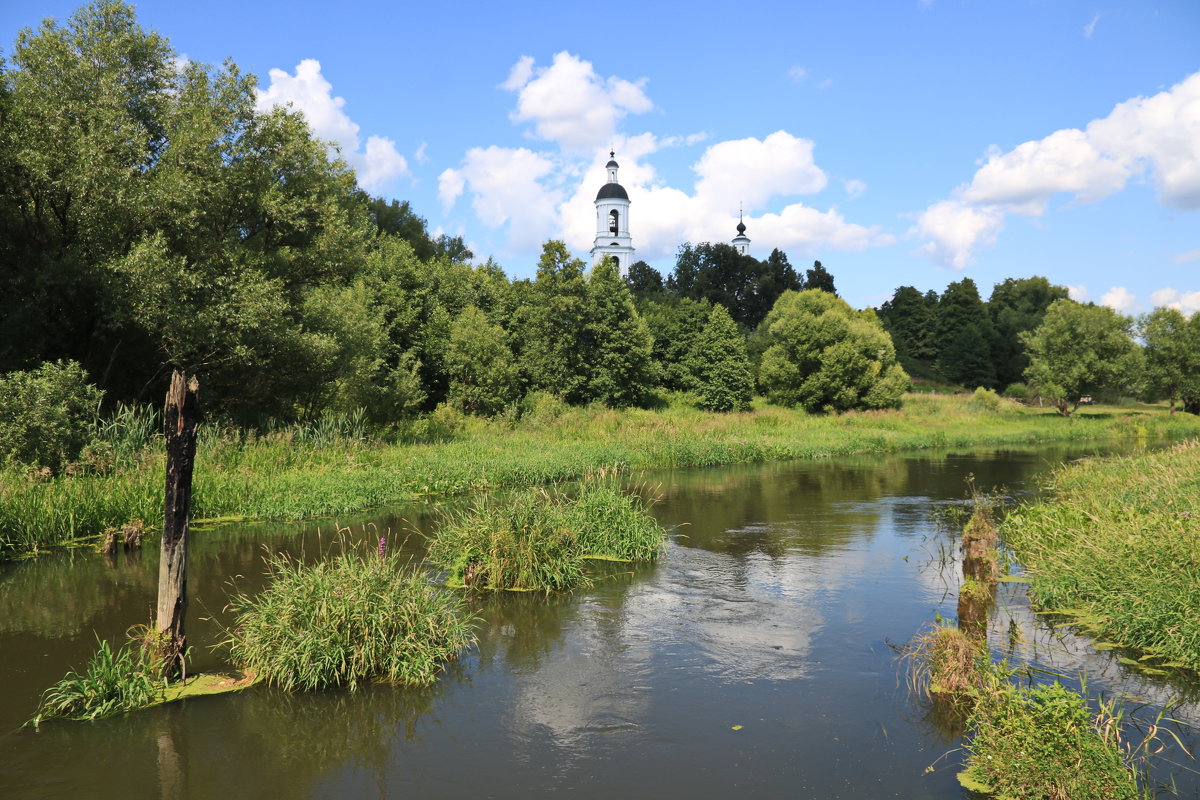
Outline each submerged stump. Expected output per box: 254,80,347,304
156,371,199,680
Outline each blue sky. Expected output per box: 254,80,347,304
4,0,1198,312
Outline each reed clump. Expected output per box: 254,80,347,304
1002,439,1200,673
33,632,163,723
428,481,665,592
905,623,986,699
225,549,476,692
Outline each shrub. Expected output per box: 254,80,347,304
1002,382,1032,403
225,549,475,692
0,360,103,472
969,386,1003,413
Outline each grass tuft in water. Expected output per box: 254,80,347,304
33,633,163,724
960,673,1148,800
225,549,475,692
428,481,665,592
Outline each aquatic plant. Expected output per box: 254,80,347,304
428,481,664,592
904,623,985,699
225,549,475,691
34,635,162,723
960,676,1147,800
1002,439,1200,673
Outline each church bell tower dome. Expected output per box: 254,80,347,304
591,151,635,270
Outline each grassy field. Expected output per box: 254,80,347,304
1001,439,1200,674
3,393,1200,561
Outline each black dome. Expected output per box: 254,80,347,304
606,159,619,168
596,182,629,201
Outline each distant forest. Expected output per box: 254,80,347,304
2,1,1197,446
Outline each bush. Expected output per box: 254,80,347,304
0,360,103,472
1002,382,1031,403
969,386,1003,412
225,549,475,692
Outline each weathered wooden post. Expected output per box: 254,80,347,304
156,370,199,680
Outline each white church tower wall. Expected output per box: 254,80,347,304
591,151,635,271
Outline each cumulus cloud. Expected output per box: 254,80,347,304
1100,286,1136,313
1067,284,1089,302
844,179,867,199
1150,287,1200,314
1173,248,1200,263
913,71,1200,268
438,146,561,252
503,52,653,154
445,53,890,261
256,59,408,192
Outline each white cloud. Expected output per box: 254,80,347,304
1083,13,1102,38
1150,287,1200,314
1100,286,1136,313
438,146,561,252
447,54,890,262
255,59,408,192
913,71,1200,268
505,52,653,154
912,200,1005,270
818,78,834,90
1067,284,1089,302
1173,248,1200,263
414,141,429,165
844,179,867,199
788,65,808,84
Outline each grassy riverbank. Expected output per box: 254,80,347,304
4,394,1200,560
1002,439,1200,673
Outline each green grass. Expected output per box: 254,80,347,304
1001,439,1200,673
426,481,665,592
224,549,476,692
4,393,1200,560
33,635,163,723
959,675,1147,800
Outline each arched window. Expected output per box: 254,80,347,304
609,209,619,234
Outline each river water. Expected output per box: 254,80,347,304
1,443,1196,798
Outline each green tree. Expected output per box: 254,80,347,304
0,360,103,472
639,296,711,392
667,242,795,330
583,258,658,407
1021,300,1140,416
446,306,519,416
1140,307,1200,415
878,285,938,371
801,260,837,296
687,304,753,412
758,290,909,412
513,241,591,402
936,278,997,388
625,259,665,301
988,276,1069,389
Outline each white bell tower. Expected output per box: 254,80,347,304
732,205,750,256
591,151,635,270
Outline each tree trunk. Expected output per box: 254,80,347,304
156,371,199,680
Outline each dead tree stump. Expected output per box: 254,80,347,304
156,371,199,680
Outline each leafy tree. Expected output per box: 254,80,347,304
878,286,939,369
687,304,753,412
758,290,909,412
801,260,837,296
988,276,1069,389
625,259,665,301
0,360,103,472
583,258,658,407
1021,300,1140,416
638,296,710,392
936,278,997,388
446,306,519,416
1140,308,1200,415
513,241,591,403
668,243,799,330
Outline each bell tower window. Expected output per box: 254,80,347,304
609,209,619,234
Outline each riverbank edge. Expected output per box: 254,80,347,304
4,394,1200,561
1000,439,1200,676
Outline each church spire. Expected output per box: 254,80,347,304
732,203,750,255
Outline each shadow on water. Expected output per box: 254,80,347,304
1,438,1196,798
